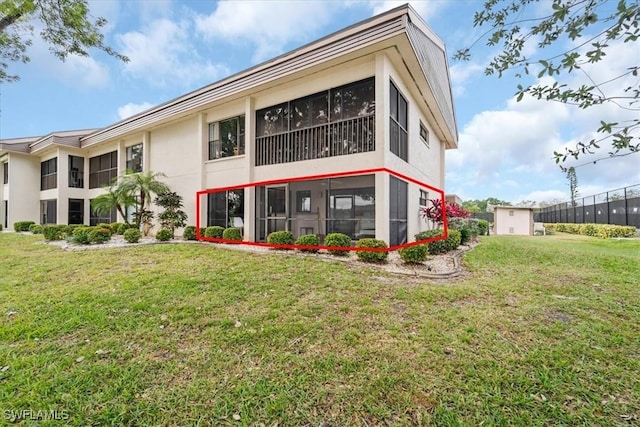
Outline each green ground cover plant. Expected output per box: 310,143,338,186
0,233,638,426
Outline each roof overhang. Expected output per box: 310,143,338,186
80,3,458,149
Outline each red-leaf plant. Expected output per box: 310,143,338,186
420,199,470,228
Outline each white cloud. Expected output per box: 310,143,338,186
117,18,227,87
195,1,335,63
117,102,154,120
449,61,484,96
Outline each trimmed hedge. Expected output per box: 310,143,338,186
547,223,636,238
124,228,142,243
324,233,351,256
43,224,67,241
156,228,173,241
89,227,111,244
204,226,225,238
415,229,460,254
398,244,429,264
295,234,320,253
28,224,43,234
268,230,294,248
355,238,388,263
68,227,91,244
222,227,242,241
183,225,197,240
14,221,35,232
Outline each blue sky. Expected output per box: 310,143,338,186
1,0,638,204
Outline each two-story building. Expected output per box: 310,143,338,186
0,4,458,246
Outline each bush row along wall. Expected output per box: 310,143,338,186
545,223,637,238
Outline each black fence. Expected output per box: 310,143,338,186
536,184,640,228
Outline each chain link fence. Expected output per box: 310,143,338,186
536,184,640,227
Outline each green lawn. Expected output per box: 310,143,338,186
1,233,639,426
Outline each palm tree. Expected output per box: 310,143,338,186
120,171,170,227
90,182,135,224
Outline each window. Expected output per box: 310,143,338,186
419,189,429,206
208,116,245,160
90,199,116,225
420,122,429,147
207,190,244,227
68,199,84,224
126,144,143,173
69,155,84,188
296,190,311,212
390,81,408,161
2,162,7,184
89,151,117,188
40,199,57,224
41,158,57,190
509,210,514,216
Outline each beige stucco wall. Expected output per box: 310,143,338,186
4,153,40,228
147,116,202,234
494,208,534,236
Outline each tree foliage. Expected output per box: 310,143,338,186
0,0,128,82
155,191,188,234
566,166,579,206
462,197,512,213
90,181,135,224
455,0,640,164
120,171,170,227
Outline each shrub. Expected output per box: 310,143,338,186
548,222,636,238
156,227,173,241
204,226,225,238
415,229,460,254
106,222,122,234
477,220,489,236
445,229,462,251
64,224,82,235
449,218,479,244
28,223,43,234
415,229,445,254
199,228,206,238
267,230,294,248
324,233,352,256
89,227,111,244
295,234,320,253
183,225,197,240
43,224,66,241
14,221,35,232
355,238,388,263
69,226,92,245
398,244,429,263
124,228,142,243
117,223,132,235
222,227,242,241
96,223,112,232
0,224,2,231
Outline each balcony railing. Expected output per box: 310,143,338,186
255,115,375,166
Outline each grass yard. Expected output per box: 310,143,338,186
0,232,639,426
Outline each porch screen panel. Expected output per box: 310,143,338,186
208,192,227,227
389,176,408,246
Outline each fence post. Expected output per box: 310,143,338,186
625,187,629,227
